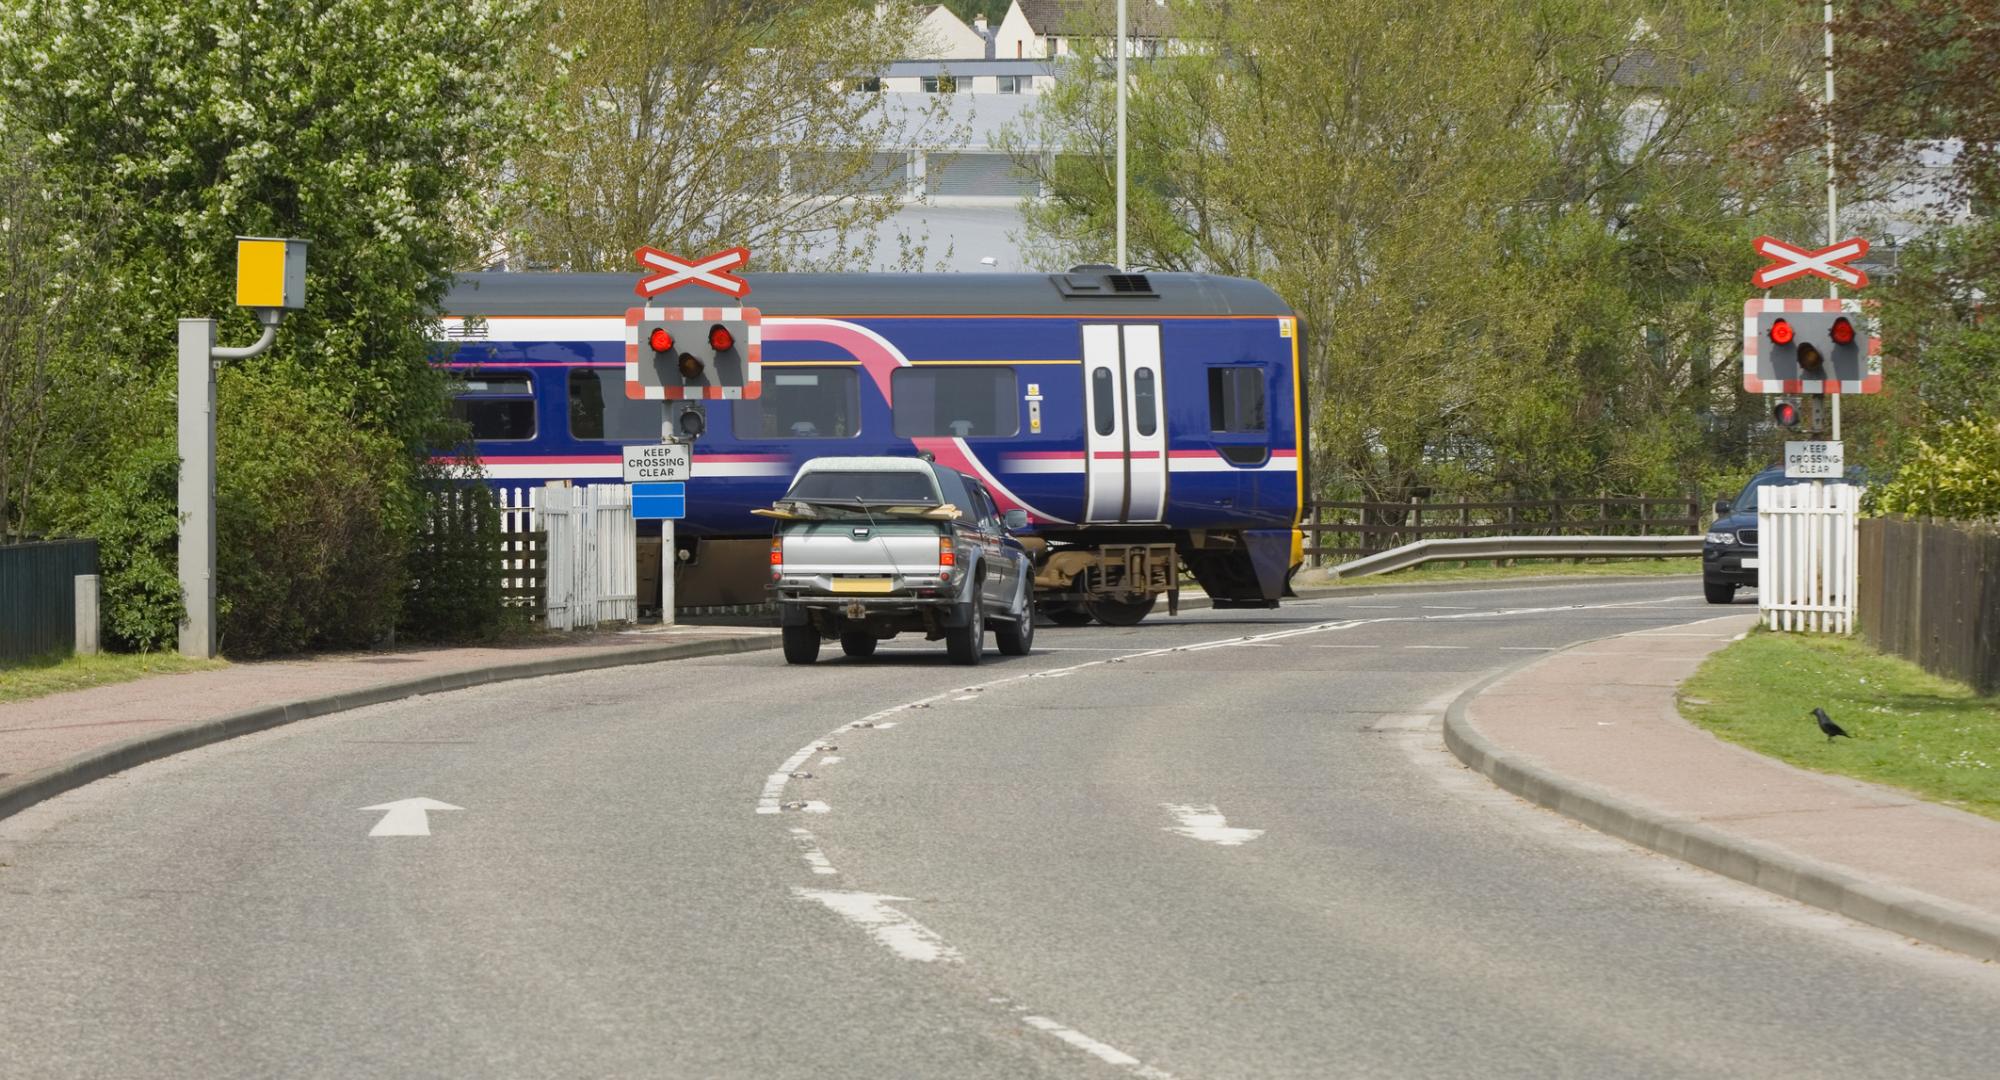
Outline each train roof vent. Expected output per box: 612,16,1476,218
1052,270,1158,299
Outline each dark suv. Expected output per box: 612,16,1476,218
1702,465,1865,604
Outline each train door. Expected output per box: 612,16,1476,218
1081,324,1167,523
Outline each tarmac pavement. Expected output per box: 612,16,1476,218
5,580,1998,967
1448,611,2000,961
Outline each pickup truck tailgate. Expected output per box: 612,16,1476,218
780,521,944,575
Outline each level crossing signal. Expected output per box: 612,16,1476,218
1772,397,1801,429
624,305,763,402
1742,298,1880,395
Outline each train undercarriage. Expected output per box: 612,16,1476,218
645,527,1297,626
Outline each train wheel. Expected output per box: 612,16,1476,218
782,625,820,665
1087,595,1156,627
840,632,878,658
1043,605,1094,627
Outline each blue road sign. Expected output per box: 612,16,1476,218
632,481,686,520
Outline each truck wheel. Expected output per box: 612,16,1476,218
840,632,878,658
946,599,984,665
1704,581,1738,605
995,596,1035,657
782,624,821,664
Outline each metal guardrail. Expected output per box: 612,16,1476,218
1325,535,1703,580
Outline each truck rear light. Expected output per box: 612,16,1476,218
938,537,955,569
770,538,783,580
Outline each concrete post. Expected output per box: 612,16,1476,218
178,318,218,659
73,574,100,656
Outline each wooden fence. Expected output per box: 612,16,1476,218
1304,495,1702,562
0,539,98,663
1857,517,2000,695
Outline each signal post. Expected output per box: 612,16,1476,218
178,237,308,658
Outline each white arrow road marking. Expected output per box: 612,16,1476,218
361,798,462,837
793,889,962,962
1163,803,1265,846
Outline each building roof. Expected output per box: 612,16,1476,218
1017,0,1175,39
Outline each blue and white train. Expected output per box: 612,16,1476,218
436,268,1308,621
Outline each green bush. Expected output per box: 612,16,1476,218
399,476,511,642
1870,417,2000,522
214,371,415,657
67,439,184,652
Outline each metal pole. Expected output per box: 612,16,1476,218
661,520,676,627
177,318,218,658
1115,0,1128,269
1825,0,1841,441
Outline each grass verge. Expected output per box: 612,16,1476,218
1298,557,1698,587
0,652,228,705
1678,631,2000,821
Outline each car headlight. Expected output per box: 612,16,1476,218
1705,531,1736,545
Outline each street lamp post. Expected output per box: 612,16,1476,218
1116,0,1128,269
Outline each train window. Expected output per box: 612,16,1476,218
732,367,861,439
1091,368,1115,436
893,367,1019,438
1207,367,1267,433
568,369,666,441
1133,368,1158,436
450,372,536,441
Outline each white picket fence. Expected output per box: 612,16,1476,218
497,482,638,631
1757,481,1859,634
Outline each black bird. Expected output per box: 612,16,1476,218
1812,707,1851,743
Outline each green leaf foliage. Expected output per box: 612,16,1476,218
0,0,534,652
1870,418,2000,522
1007,0,1823,502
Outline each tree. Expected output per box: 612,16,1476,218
0,131,105,541
1756,0,2000,250
0,0,536,650
1008,0,1815,502
501,0,959,272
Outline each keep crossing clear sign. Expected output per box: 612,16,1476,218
623,442,691,483
1784,440,1844,479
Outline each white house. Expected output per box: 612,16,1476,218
993,0,1176,60
911,4,990,59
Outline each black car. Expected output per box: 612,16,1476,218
1702,465,1866,604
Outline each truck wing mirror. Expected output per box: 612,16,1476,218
1002,509,1029,531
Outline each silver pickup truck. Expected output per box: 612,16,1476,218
765,456,1036,665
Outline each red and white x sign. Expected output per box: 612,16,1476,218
633,245,752,298
1752,235,1870,290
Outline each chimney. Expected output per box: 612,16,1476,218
973,14,988,32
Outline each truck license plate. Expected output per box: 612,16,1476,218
831,578,894,594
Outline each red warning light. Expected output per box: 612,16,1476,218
1830,317,1855,345
708,324,735,351
649,327,674,353
1768,318,1794,346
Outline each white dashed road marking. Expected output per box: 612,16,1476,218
1163,803,1265,846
